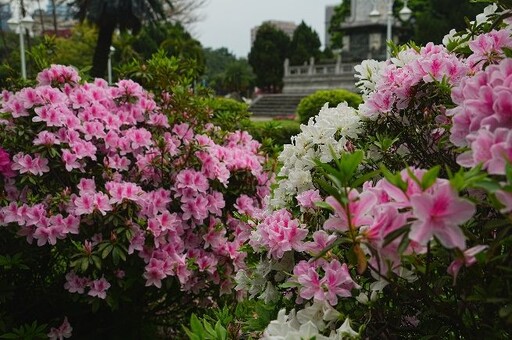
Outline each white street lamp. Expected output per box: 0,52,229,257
108,46,115,84
369,0,412,59
7,3,34,80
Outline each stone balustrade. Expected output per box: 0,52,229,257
282,56,359,94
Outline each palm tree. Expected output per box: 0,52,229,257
74,0,172,78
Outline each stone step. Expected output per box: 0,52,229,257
249,94,306,117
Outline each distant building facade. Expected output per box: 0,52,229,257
334,0,406,61
324,5,336,49
32,2,76,37
250,20,297,46
0,2,11,32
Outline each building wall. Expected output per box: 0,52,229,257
324,5,335,48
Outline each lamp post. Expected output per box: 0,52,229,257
369,0,412,59
7,3,35,80
107,46,115,84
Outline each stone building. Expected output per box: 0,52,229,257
337,0,406,61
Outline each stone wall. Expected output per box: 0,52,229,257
282,57,359,94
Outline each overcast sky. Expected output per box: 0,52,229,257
194,0,338,58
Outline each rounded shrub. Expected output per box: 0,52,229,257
207,97,252,131
296,89,362,124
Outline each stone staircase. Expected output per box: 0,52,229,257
249,94,306,119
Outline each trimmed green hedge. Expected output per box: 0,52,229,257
296,89,362,124
207,97,252,131
248,119,301,146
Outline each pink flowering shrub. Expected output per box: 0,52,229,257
0,65,271,336
234,4,512,339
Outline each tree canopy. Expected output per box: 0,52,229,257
404,0,487,45
71,0,172,77
288,21,321,65
248,23,290,92
202,48,254,96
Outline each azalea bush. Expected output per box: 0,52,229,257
229,2,512,339
0,64,272,337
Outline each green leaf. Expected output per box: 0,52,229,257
203,319,216,336
190,314,204,336
183,326,201,340
421,166,441,190
338,150,364,184
405,167,422,189
80,257,89,272
380,165,407,191
315,177,342,202
91,255,102,270
351,169,380,189
397,233,411,254
214,321,227,340
382,225,410,248
473,178,501,192
279,281,301,289
101,244,114,259
314,201,334,211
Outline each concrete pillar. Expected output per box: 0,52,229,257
308,57,315,75
284,58,290,76
335,54,341,74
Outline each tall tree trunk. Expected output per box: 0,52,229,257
51,0,57,33
91,17,116,78
37,0,45,34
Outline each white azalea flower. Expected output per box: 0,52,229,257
296,301,341,332
259,281,279,303
475,3,498,25
354,59,385,94
335,317,359,339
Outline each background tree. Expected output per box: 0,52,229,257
328,0,351,50
404,0,486,44
248,23,290,93
71,0,172,78
288,21,321,65
202,47,237,92
222,59,255,97
130,21,205,72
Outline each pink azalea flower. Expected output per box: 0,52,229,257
0,148,15,178
496,189,512,213
181,194,209,223
33,131,60,146
106,181,144,204
47,317,72,340
172,123,194,143
176,169,209,193
303,230,337,255
234,194,255,216
296,189,323,209
144,258,167,288
61,150,81,172
255,209,308,259
409,182,475,249
77,178,96,194
88,277,111,299
447,245,488,284
323,189,376,232
321,260,359,305
64,271,89,294
33,219,65,246
11,153,49,176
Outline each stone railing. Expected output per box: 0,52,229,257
282,56,359,94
